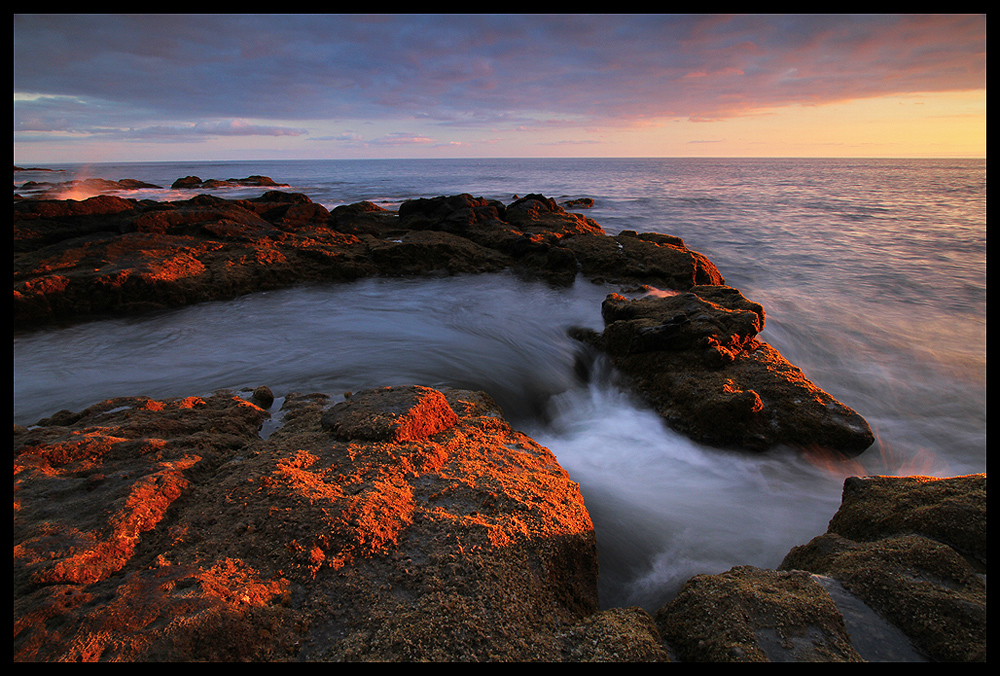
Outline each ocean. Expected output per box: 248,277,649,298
13,157,986,611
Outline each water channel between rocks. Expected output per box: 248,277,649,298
14,271,877,610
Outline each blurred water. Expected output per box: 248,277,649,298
13,158,986,610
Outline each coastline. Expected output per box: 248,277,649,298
13,181,986,661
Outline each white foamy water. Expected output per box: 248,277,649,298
14,158,985,611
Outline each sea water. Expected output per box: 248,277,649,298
13,158,986,611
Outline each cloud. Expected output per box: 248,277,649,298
13,13,986,152
130,120,309,138
368,132,436,146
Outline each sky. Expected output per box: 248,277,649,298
13,13,987,164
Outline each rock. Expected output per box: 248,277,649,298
13,385,668,661
561,231,726,289
505,193,605,238
16,177,162,195
320,385,460,443
328,200,400,237
171,175,204,189
15,165,65,172
656,566,863,662
591,287,874,455
171,175,289,190
779,474,986,662
14,191,723,329
653,473,986,662
250,385,275,409
13,192,368,326
397,193,524,252
562,197,594,209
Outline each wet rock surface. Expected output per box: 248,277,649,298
655,473,986,662
780,474,987,662
656,566,864,662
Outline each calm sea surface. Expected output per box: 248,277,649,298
13,158,986,611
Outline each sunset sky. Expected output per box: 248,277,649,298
13,14,987,164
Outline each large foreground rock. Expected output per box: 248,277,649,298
13,385,667,661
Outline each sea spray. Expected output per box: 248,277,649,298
528,368,847,610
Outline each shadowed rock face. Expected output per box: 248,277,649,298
779,474,987,662
656,566,864,662
656,474,986,663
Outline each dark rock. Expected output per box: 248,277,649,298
171,175,204,189
171,175,289,190
656,566,863,662
826,474,987,567
14,191,724,329
561,232,726,289
653,473,986,662
16,177,162,195
398,193,522,252
320,385,460,443
250,385,275,409
505,193,605,238
590,287,874,455
779,474,986,662
328,200,400,237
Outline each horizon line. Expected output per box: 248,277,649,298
15,155,987,167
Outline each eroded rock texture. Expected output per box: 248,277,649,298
13,385,667,662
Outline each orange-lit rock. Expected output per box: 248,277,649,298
13,386,668,662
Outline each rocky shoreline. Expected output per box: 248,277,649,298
13,183,986,661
